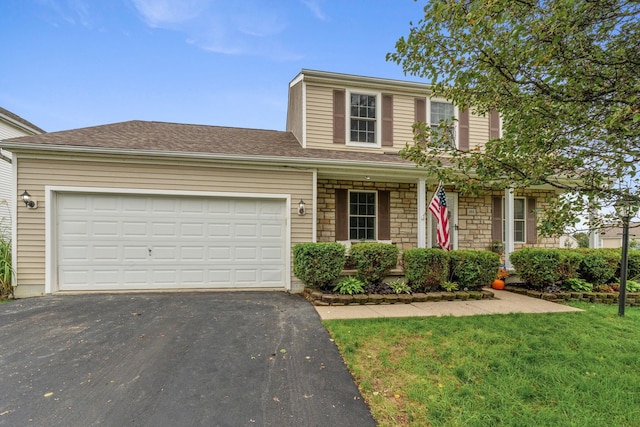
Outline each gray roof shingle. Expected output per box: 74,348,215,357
2,120,417,166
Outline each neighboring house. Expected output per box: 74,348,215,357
560,234,579,249
0,107,45,239
0,70,559,298
599,222,640,249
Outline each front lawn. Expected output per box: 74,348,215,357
324,303,640,426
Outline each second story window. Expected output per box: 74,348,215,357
430,101,456,145
350,93,377,144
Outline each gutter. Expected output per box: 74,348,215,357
0,141,420,172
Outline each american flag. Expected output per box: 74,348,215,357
429,182,450,250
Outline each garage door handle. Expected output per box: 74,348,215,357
148,248,152,256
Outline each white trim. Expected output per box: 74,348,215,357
11,155,18,290
289,72,304,87
302,81,307,148
312,169,317,243
504,188,515,269
45,186,292,293
45,190,54,294
417,177,427,248
345,89,382,148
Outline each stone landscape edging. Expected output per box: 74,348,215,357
303,288,495,306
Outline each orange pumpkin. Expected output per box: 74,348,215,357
492,279,505,290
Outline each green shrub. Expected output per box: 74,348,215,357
402,248,449,292
557,250,584,282
564,278,593,292
449,250,500,291
0,234,13,298
626,280,640,293
510,249,561,288
293,242,346,290
350,242,399,286
387,278,412,294
579,249,619,286
624,250,640,281
333,276,365,295
441,281,459,292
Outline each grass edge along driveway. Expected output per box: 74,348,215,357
324,303,640,427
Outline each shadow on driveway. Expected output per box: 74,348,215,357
0,292,375,427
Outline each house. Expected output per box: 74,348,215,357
0,107,45,239
599,222,640,249
0,70,559,298
559,234,579,249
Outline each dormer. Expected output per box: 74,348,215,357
286,69,496,153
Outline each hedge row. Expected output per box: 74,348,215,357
510,248,640,290
293,242,500,292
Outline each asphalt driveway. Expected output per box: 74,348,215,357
0,292,375,427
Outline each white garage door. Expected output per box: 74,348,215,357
56,193,287,291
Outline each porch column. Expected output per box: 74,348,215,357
417,177,427,248
504,187,515,269
588,208,600,248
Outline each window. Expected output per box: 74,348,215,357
349,191,376,240
430,101,456,145
502,198,526,243
350,93,377,144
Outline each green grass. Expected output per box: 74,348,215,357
324,303,640,426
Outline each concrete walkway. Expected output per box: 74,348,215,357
314,289,583,320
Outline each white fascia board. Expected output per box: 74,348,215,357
299,69,433,94
0,142,422,173
0,114,43,136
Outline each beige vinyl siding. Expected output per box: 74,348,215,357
0,152,11,237
286,80,304,145
469,112,489,151
304,83,492,152
15,155,314,295
2,121,37,238
305,85,334,149
392,94,415,151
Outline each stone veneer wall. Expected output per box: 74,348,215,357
317,179,559,251
316,179,418,251
457,190,559,250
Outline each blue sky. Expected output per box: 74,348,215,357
1,0,425,133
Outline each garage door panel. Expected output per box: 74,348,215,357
119,269,146,283
57,194,287,291
59,220,89,236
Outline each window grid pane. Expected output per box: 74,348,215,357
431,101,454,124
349,192,376,240
350,94,376,143
502,198,526,243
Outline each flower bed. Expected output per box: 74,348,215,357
303,287,494,306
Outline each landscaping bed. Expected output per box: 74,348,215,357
505,285,640,305
303,287,494,306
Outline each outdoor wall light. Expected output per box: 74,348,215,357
21,190,37,209
298,199,306,216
